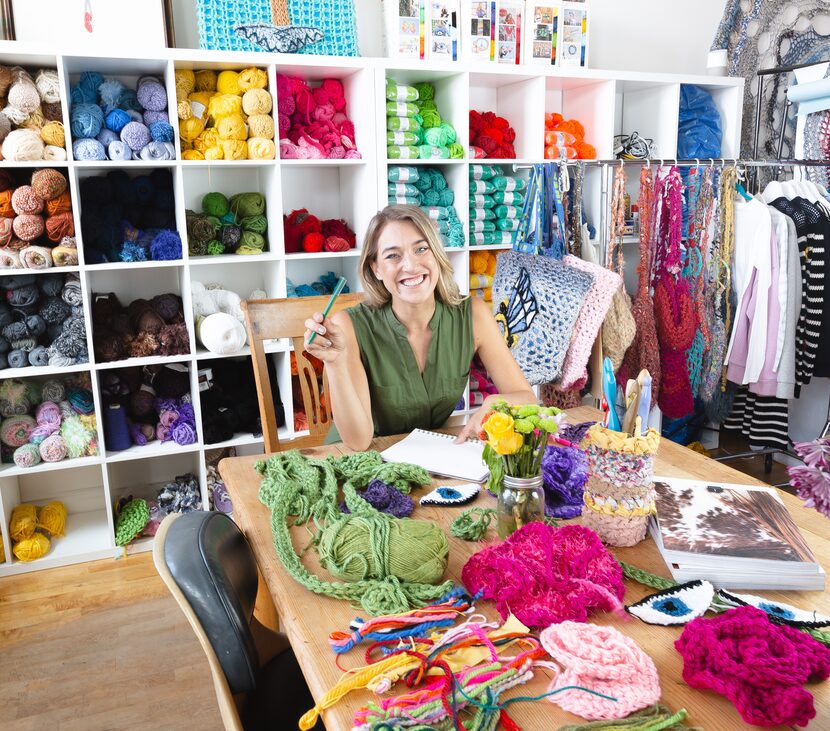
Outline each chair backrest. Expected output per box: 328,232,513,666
153,511,260,731
242,293,363,452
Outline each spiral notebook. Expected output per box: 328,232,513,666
380,429,488,482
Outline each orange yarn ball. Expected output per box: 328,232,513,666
46,190,72,216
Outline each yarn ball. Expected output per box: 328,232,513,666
72,138,106,160
45,212,74,242
9,73,41,114
13,214,44,241
11,186,44,215
13,442,41,468
144,110,169,126
220,139,247,160
31,168,67,201
136,78,168,112
40,121,65,147
237,67,268,91
303,232,324,253
324,235,350,252
12,532,50,561
221,224,242,249
41,379,65,402
149,121,175,143
240,214,267,235
541,445,589,518
202,192,230,218
70,103,104,139
247,114,274,139
39,433,67,462
1,414,36,446
115,498,150,546
38,500,67,536
0,217,12,247
208,93,242,120
242,88,272,116
105,108,131,133
198,313,246,354
247,137,276,160
0,113,10,143
317,515,448,585
10,503,38,540
42,101,63,122
195,69,217,92
150,292,182,321
35,69,61,103
216,70,241,95
230,192,265,218
120,121,151,151
43,145,67,161
3,129,45,160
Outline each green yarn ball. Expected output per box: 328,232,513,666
201,192,229,218
424,123,455,146
317,515,449,585
230,192,265,218
239,230,265,251
115,498,150,546
414,81,434,101
207,239,225,255
240,214,268,235
437,189,454,206
448,143,465,159
420,109,441,129
421,190,439,206
418,100,437,112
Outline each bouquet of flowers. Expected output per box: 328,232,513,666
789,437,830,519
479,401,563,494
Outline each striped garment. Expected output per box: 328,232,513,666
723,386,790,449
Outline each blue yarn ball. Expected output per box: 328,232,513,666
70,71,104,105
120,241,148,263
149,122,174,143
143,110,169,125
150,230,182,261
126,109,144,123
96,128,119,146
118,88,141,112
98,79,125,112
132,175,154,205
107,141,132,161
70,103,104,139
136,78,168,112
105,108,130,133
120,121,150,151
72,138,106,161
138,142,175,161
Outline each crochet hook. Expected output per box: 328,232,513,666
601,357,622,432
308,276,347,345
636,370,652,437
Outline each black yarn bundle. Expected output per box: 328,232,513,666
198,357,283,444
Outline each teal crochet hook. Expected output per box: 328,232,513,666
308,276,347,345
602,356,622,432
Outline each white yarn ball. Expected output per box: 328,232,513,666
198,313,247,355
43,145,67,161
35,70,61,104
2,129,44,161
2,104,29,125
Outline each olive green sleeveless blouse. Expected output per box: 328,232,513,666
347,298,474,437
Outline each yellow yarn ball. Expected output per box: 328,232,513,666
208,93,243,121
19,107,45,132
179,116,205,142
220,139,248,160
195,69,217,92
175,69,195,96
189,91,213,120
183,149,205,160
40,121,65,147
247,137,276,160
79,413,97,433
13,532,50,562
205,146,224,160
180,138,193,151
217,114,248,141
194,127,220,151
216,70,241,95
237,67,268,91
177,99,193,121
10,503,37,542
242,88,272,116
247,114,274,139
37,500,67,537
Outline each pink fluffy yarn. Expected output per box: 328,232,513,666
461,522,625,628
675,606,830,728
540,621,660,720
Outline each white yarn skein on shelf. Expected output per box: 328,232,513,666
197,313,247,355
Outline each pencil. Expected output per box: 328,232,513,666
307,276,347,345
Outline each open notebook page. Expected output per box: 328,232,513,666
380,429,489,482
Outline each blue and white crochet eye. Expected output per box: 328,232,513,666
717,590,830,628
420,483,480,507
626,580,714,625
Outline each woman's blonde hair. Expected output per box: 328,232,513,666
359,205,464,308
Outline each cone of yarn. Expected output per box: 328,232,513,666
10,503,38,541
39,433,67,462
580,424,660,547
104,403,132,451
13,532,50,562
37,500,67,536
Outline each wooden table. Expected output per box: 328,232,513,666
219,406,830,731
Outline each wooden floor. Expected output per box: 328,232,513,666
0,431,792,730
0,552,222,731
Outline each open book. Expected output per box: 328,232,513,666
650,476,825,591
380,429,488,482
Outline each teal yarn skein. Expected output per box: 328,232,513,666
256,449,454,616
70,103,104,139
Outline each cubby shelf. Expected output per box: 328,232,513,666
0,40,744,575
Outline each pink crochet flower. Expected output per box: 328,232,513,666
461,522,624,628
675,606,830,727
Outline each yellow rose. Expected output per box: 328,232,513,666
483,412,515,442
492,430,523,455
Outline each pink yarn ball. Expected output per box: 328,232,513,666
0,217,12,247
278,113,290,137
277,95,295,116
312,87,329,106
328,145,346,159
332,112,348,126
13,214,44,241
344,149,362,159
295,89,314,116
324,235,350,252
11,186,44,215
322,79,346,110
312,103,335,122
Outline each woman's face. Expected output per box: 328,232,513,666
371,219,439,307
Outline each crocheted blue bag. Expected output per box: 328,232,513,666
196,0,359,56
492,251,594,385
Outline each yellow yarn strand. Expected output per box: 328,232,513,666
10,504,37,541
37,500,67,537
298,653,415,730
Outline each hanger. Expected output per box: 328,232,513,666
735,164,752,201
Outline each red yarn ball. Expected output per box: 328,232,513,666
13,214,44,241
11,186,44,215
45,211,75,242
302,232,324,253
324,235,350,252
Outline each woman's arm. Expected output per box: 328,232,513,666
303,309,374,451
455,297,537,442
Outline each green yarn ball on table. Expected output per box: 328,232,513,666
201,191,230,218
114,498,150,546
318,515,449,585
230,192,265,218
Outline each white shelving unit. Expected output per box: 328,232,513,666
0,41,743,575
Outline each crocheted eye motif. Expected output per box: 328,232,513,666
420,483,479,507
626,580,714,625
717,590,830,628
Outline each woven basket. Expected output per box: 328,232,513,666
581,424,660,547
196,0,359,56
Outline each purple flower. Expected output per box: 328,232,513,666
176,402,195,424
156,424,171,442
171,422,197,446
154,398,178,413
792,438,830,470
160,409,179,428
130,423,147,446
541,445,589,519
788,463,830,519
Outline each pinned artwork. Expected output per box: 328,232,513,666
420,483,480,506
626,580,715,625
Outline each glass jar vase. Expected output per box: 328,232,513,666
497,474,545,539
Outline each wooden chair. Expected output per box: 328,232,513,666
242,293,363,452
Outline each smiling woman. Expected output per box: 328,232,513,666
303,204,536,450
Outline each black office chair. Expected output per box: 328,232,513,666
153,511,321,730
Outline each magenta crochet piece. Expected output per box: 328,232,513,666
461,522,625,628
675,606,830,728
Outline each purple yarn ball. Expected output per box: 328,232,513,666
70,103,104,139
107,140,132,161
557,421,594,446
120,121,150,151
149,121,174,143
143,110,169,125
105,108,131,133
540,445,589,519
136,78,168,112
96,128,119,146
150,229,182,261
72,137,106,161
126,109,144,123
171,421,197,446
340,479,414,518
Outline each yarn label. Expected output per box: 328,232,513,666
190,100,207,120
425,207,441,220
393,102,410,117
396,166,412,181
500,192,519,203
471,181,489,193
472,220,487,232
472,232,486,244
470,209,489,220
